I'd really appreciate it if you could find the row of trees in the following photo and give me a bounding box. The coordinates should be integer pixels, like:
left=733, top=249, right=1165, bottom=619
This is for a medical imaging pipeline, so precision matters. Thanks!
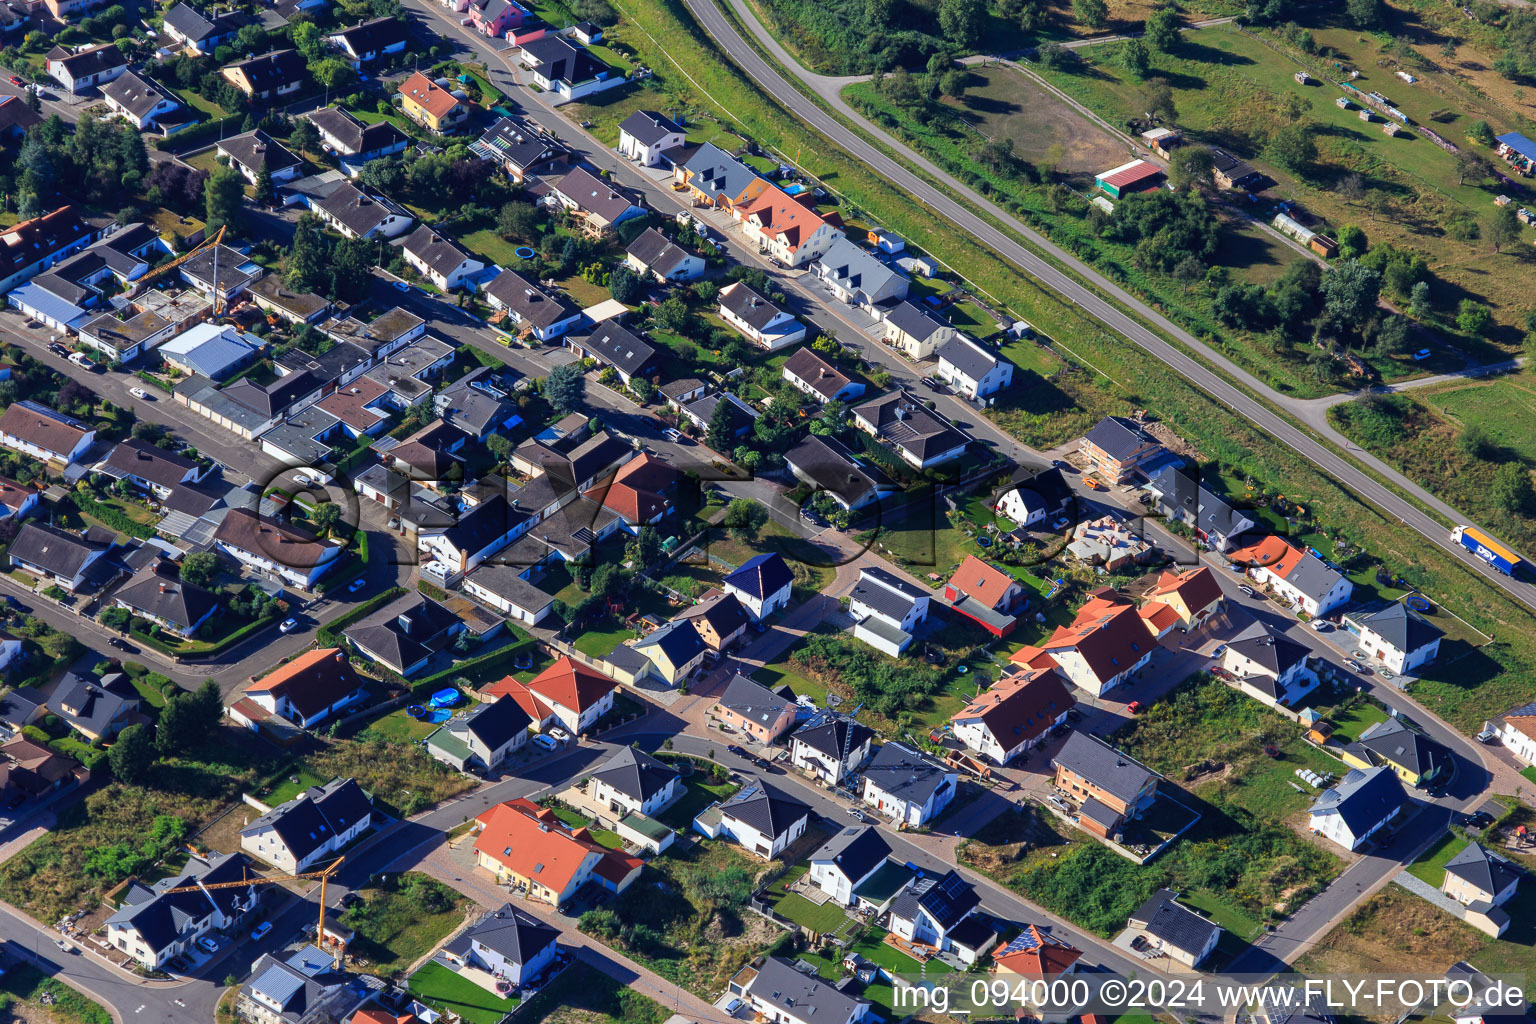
left=108, top=680, right=225, bottom=784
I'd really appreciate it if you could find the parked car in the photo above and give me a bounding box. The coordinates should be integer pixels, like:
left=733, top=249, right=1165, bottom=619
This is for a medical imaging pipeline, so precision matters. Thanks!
left=1127, top=701, right=1145, bottom=714
left=391, top=280, right=410, bottom=292
left=7, top=76, right=21, bottom=86
left=1344, top=658, right=1365, bottom=673
left=663, top=427, right=683, bottom=443
left=849, top=808, right=868, bottom=822
left=547, top=727, right=571, bottom=742
left=67, top=352, right=95, bottom=371
left=1412, top=348, right=1432, bottom=361
left=129, top=386, right=150, bottom=400
left=347, top=577, right=367, bottom=593
left=197, top=936, right=221, bottom=954
left=1050, top=516, right=1071, bottom=530
left=532, top=734, right=559, bottom=751
left=1238, top=585, right=1256, bottom=598
left=108, top=637, right=138, bottom=653
left=726, top=745, right=748, bottom=758
left=4, top=596, right=30, bottom=613
left=1311, top=619, right=1332, bottom=631
left=250, top=922, right=273, bottom=942
left=722, top=997, right=745, bottom=1016
left=278, top=618, right=299, bottom=634
left=47, top=342, right=67, bottom=356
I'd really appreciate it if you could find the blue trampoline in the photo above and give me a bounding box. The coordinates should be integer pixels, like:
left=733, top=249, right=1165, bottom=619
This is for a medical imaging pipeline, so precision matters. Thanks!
left=1405, top=595, right=1433, bottom=612
left=977, top=537, right=992, bottom=548
left=514, top=246, right=536, bottom=259
left=428, top=688, right=463, bottom=709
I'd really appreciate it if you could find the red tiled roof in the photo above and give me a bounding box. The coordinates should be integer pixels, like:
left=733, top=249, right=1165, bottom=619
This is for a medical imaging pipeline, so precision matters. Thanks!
left=738, top=183, right=831, bottom=253
left=1145, top=566, right=1222, bottom=616
left=993, top=923, right=1083, bottom=976
left=1227, top=535, right=1299, bottom=570
left=585, top=453, right=678, bottom=523
left=473, top=798, right=641, bottom=895
left=947, top=555, right=1018, bottom=611
left=481, top=677, right=556, bottom=723
left=1138, top=601, right=1180, bottom=632
left=1011, top=591, right=1148, bottom=689
left=398, top=71, right=460, bottom=120
left=951, top=667, right=1075, bottom=747
left=524, top=656, right=614, bottom=713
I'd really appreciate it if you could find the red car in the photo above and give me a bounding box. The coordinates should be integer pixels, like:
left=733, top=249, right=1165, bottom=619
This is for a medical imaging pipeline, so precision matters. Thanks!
left=7, top=76, right=21, bottom=86
left=1127, top=701, right=1145, bottom=714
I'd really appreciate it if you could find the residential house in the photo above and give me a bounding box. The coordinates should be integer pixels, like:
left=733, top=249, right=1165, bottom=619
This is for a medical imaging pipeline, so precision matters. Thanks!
left=718, top=280, right=806, bottom=350
left=1127, top=890, right=1222, bottom=968
left=861, top=742, right=957, bottom=826
left=789, top=711, right=874, bottom=785
left=101, top=70, right=183, bottom=131
left=660, top=378, right=707, bottom=410
left=314, top=183, right=413, bottom=240
left=566, top=321, right=656, bottom=385
left=425, top=694, right=532, bottom=772
left=0, top=206, right=95, bottom=295
left=221, top=50, right=307, bottom=100
left=849, top=565, right=929, bottom=657
left=1144, top=463, right=1257, bottom=552
left=1342, top=603, right=1443, bottom=675
left=161, top=2, right=250, bottom=54
left=78, top=307, right=179, bottom=362
left=437, top=905, right=560, bottom=992
left=1441, top=842, right=1520, bottom=933
left=465, top=0, right=526, bottom=37
left=417, top=495, right=531, bottom=575
left=784, top=434, right=896, bottom=513
left=0, top=96, right=42, bottom=144
left=936, top=335, right=1013, bottom=399
left=0, top=479, right=38, bottom=522
left=302, top=107, right=410, bottom=169
left=1308, top=766, right=1407, bottom=851
left=461, top=562, right=555, bottom=627
left=517, top=35, right=624, bottom=101
left=401, top=224, right=485, bottom=291
left=313, top=377, right=391, bottom=439
left=324, top=17, right=408, bottom=66
left=625, top=618, right=707, bottom=686
left=707, top=781, right=810, bottom=859
left=0, top=735, right=75, bottom=806
left=483, top=656, right=616, bottom=735
left=678, top=390, right=758, bottom=438
left=714, top=673, right=796, bottom=744
left=888, top=871, right=992, bottom=963
left=214, top=508, right=341, bottom=589
left=1068, top=514, right=1153, bottom=572
left=782, top=347, right=863, bottom=404
left=46, top=671, right=140, bottom=742
left=881, top=300, right=956, bottom=360
left=1221, top=620, right=1318, bottom=710
left=588, top=745, right=681, bottom=818
left=0, top=688, right=47, bottom=737
left=1079, top=416, right=1164, bottom=484
left=1051, top=731, right=1161, bottom=839
left=1138, top=566, right=1224, bottom=633
left=617, top=109, right=684, bottom=166
left=240, top=777, right=373, bottom=873
left=1209, top=147, right=1263, bottom=190
left=434, top=369, right=521, bottom=441
left=992, top=925, right=1083, bottom=984
left=397, top=71, right=468, bottom=133
left=851, top=391, right=969, bottom=469
left=104, top=437, right=208, bottom=498
left=674, top=143, right=763, bottom=210
left=161, top=325, right=260, bottom=383
left=735, top=182, right=843, bottom=268
left=234, top=649, right=369, bottom=731
left=177, top=243, right=262, bottom=305
left=1340, top=717, right=1447, bottom=788
left=46, top=44, right=127, bottom=94
left=945, top=555, right=1025, bottom=637
left=343, top=597, right=464, bottom=677
left=586, top=452, right=679, bottom=528
left=106, top=853, right=261, bottom=969
left=674, top=591, right=749, bottom=655
left=1010, top=590, right=1153, bottom=696
left=810, top=237, right=908, bottom=312
left=723, top=553, right=795, bottom=621
left=548, top=167, right=645, bottom=229
left=219, top=130, right=304, bottom=186
left=0, top=400, right=95, bottom=466
left=624, top=227, right=703, bottom=283
left=739, top=958, right=870, bottom=1024
left=951, top=666, right=1075, bottom=765
left=470, top=115, right=569, bottom=183
left=236, top=946, right=359, bottom=1024
left=484, top=269, right=584, bottom=342
left=1229, top=535, right=1354, bottom=617
left=8, top=521, right=111, bottom=592
left=474, top=798, right=642, bottom=906
left=809, top=826, right=894, bottom=909
left=1488, top=702, right=1536, bottom=766
left=113, top=567, right=218, bottom=639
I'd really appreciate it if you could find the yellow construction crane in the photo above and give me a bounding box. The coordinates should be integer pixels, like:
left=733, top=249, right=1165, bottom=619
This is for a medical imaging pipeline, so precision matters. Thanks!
left=124, top=224, right=228, bottom=314
left=157, top=856, right=347, bottom=948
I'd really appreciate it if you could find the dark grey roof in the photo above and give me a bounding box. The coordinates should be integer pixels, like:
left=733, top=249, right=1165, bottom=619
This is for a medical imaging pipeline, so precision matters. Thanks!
left=1225, top=620, right=1310, bottom=677
left=50, top=672, right=135, bottom=736
left=782, top=347, right=853, bottom=402
left=812, top=826, right=891, bottom=884
left=219, top=130, right=302, bottom=176
left=618, top=109, right=683, bottom=146
left=239, top=777, right=372, bottom=865
left=484, top=269, right=578, bottom=329
left=115, top=571, right=217, bottom=631
left=163, top=2, right=217, bottom=40
left=107, top=853, right=253, bottom=955
left=1309, top=766, right=1406, bottom=837
left=1350, top=718, right=1446, bottom=779
left=588, top=745, right=679, bottom=804
left=0, top=686, right=45, bottom=728
left=1442, top=842, right=1520, bottom=896
left=1356, top=602, right=1443, bottom=654
left=101, top=71, right=178, bottom=121
left=850, top=569, right=921, bottom=624
left=786, top=434, right=894, bottom=507
left=936, top=335, right=1001, bottom=383
left=1051, top=732, right=1158, bottom=804
left=1209, top=147, right=1262, bottom=187
left=883, top=300, right=949, bottom=342
left=47, top=43, right=126, bottom=77
left=470, top=115, right=568, bottom=175
left=1130, top=889, right=1220, bottom=956
left=724, top=553, right=793, bottom=601
left=520, top=35, right=609, bottom=87
left=552, top=166, right=641, bottom=224
left=344, top=596, right=458, bottom=672
left=440, top=495, right=531, bottom=558
left=791, top=713, right=874, bottom=761
left=10, top=522, right=109, bottom=580
left=852, top=391, right=968, bottom=462
left=459, top=904, right=559, bottom=966
left=106, top=438, right=199, bottom=488
left=814, top=237, right=903, bottom=297
left=317, top=183, right=410, bottom=237
left=462, top=694, right=533, bottom=750
left=625, top=228, right=693, bottom=277
left=179, top=244, right=260, bottom=294
left=327, top=16, right=407, bottom=55
left=720, top=781, right=809, bottom=840
left=862, top=742, right=952, bottom=806
left=718, top=674, right=790, bottom=724
left=1083, top=416, right=1158, bottom=462
left=1279, top=550, right=1346, bottom=601
left=633, top=618, right=705, bottom=667
left=574, top=321, right=655, bottom=377
left=225, top=49, right=307, bottom=92
left=889, top=870, right=979, bottom=931
left=243, top=945, right=345, bottom=1023
left=303, top=106, right=408, bottom=156
left=402, top=224, right=478, bottom=276
left=680, top=142, right=760, bottom=203
left=749, top=957, right=868, bottom=1024
left=684, top=391, right=758, bottom=434
left=678, top=591, right=749, bottom=638
left=719, top=281, right=789, bottom=330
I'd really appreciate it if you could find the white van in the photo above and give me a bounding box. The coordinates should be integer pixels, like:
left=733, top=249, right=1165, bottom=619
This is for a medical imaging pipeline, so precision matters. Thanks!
left=67, top=352, right=95, bottom=371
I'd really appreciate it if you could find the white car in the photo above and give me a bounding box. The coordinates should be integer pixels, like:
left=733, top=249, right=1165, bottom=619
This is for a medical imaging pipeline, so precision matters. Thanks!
left=293, top=473, right=314, bottom=487
left=129, top=386, right=149, bottom=400
left=1311, top=619, right=1332, bottom=631
left=722, top=997, right=745, bottom=1016
left=1050, top=516, right=1071, bottom=530
left=663, top=427, right=682, bottom=443
left=278, top=618, right=299, bottom=634
left=197, top=936, right=220, bottom=954
left=547, top=727, right=571, bottom=742
left=532, top=734, right=559, bottom=751
left=1238, top=585, right=1256, bottom=597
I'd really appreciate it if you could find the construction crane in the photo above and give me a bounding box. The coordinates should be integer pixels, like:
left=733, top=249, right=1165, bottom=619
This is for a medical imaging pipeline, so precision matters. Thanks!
left=157, top=855, right=347, bottom=948
left=123, top=224, right=228, bottom=314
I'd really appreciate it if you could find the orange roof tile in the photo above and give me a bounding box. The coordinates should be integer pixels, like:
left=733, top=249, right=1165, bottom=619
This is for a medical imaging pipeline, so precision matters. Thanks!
left=482, top=676, right=556, bottom=723
left=489, top=656, right=614, bottom=714
left=993, top=923, right=1083, bottom=976
left=244, top=648, right=363, bottom=720
left=738, top=183, right=832, bottom=253
left=1010, top=590, right=1149, bottom=688
left=947, top=555, right=1018, bottom=611
left=474, top=798, right=642, bottom=897
left=398, top=71, right=461, bottom=120
left=585, top=453, right=679, bottom=523
left=1227, top=534, right=1299, bottom=570
left=1138, top=601, right=1180, bottom=632
left=1146, top=566, right=1223, bottom=614
left=951, top=667, right=1075, bottom=746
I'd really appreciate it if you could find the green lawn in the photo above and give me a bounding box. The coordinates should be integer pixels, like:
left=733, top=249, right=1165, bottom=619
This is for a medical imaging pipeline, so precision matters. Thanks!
left=408, top=962, right=520, bottom=1024
left=1181, top=888, right=1264, bottom=942
left=457, top=226, right=533, bottom=269
left=1407, top=831, right=1467, bottom=887
left=847, top=928, right=953, bottom=975
left=359, top=707, right=439, bottom=743
left=572, top=625, right=638, bottom=658
left=515, top=960, right=668, bottom=1024
left=758, top=865, right=856, bottom=935
left=653, top=759, right=740, bottom=829
left=254, top=766, right=327, bottom=807
left=1522, top=766, right=1536, bottom=786
left=1327, top=700, right=1390, bottom=744
left=339, top=872, right=468, bottom=975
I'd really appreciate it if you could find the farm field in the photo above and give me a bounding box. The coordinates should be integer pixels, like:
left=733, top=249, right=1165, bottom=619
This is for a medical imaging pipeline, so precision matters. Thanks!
left=944, top=65, right=1131, bottom=173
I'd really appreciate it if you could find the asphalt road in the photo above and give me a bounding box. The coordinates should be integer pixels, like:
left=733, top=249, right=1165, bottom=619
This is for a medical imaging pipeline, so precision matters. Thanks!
left=674, top=0, right=1536, bottom=616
